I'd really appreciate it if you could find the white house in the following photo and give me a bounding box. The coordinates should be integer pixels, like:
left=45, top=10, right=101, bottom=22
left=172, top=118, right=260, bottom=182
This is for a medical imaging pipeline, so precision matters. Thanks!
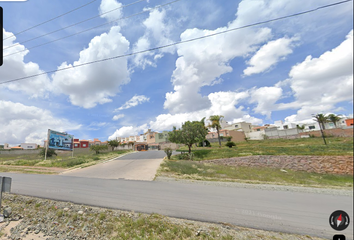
left=20, top=143, right=38, bottom=149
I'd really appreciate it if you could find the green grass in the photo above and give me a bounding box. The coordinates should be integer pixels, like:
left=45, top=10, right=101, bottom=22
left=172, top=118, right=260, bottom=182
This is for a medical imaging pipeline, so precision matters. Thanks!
left=173, top=137, right=353, bottom=161
left=159, top=160, right=353, bottom=188
left=0, top=148, right=132, bottom=169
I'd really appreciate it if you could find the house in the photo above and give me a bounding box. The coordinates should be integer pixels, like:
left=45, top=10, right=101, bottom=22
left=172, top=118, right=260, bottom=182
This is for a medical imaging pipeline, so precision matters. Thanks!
left=145, top=129, right=157, bottom=144
left=20, top=143, right=38, bottom=149
left=345, top=118, right=353, bottom=126
left=155, top=131, right=170, bottom=143
left=93, top=138, right=101, bottom=145
left=73, top=139, right=81, bottom=148
left=223, top=122, right=252, bottom=133
left=11, top=146, right=23, bottom=150
left=80, top=140, right=89, bottom=148
left=3, top=143, right=10, bottom=149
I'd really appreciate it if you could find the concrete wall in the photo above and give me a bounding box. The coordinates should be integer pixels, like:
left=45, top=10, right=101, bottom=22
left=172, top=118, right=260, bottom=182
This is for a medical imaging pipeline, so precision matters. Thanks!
left=159, top=142, right=180, bottom=150
left=204, top=155, right=353, bottom=175
left=246, top=131, right=265, bottom=140
left=299, top=128, right=353, bottom=137
left=0, top=149, right=40, bottom=155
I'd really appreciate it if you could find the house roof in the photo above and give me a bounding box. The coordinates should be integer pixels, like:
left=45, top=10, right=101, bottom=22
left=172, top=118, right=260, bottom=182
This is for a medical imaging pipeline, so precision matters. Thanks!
left=11, top=146, right=23, bottom=149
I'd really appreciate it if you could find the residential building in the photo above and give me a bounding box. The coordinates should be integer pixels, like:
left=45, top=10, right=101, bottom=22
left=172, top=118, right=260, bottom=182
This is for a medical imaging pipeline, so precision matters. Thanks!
left=20, top=143, right=38, bottom=149
left=274, top=120, right=297, bottom=130
left=11, top=146, right=23, bottom=150
left=94, top=138, right=101, bottom=145
left=155, top=131, right=170, bottom=143
left=80, top=140, right=89, bottom=148
left=74, top=139, right=80, bottom=148
left=145, top=129, right=157, bottom=144
left=223, top=122, right=252, bottom=133
left=345, top=118, right=353, bottom=127
left=3, top=143, right=10, bottom=149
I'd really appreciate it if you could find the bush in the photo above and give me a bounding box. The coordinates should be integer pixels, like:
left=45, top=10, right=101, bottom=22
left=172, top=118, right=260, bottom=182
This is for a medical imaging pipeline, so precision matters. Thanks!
left=226, top=137, right=232, bottom=142
left=225, top=141, right=236, bottom=148
left=39, top=148, right=57, bottom=158
left=164, top=148, right=173, bottom=160
left=90, top=145, right=108, bottom=154
left=198, top=140, right=211, bottom=147
left=177, top=153, right=190, bottom=160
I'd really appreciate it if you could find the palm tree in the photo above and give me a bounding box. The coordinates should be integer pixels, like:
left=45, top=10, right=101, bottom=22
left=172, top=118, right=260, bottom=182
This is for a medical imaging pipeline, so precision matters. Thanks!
left=208, top=115, right=224, bottom=147
left=327, top=114, right=341, bottom=128
left=313, top=113, right=327, bottom=130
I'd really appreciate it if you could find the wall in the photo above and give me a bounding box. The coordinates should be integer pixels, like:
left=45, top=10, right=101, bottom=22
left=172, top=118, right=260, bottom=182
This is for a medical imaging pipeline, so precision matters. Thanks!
left=245, top=131, right=264, bottom=140
left=265, top=128, right=301, bottom=138
left=228, top=130, right=246, bottom=142
left=300, top=128, right=353, bottom=137
left=204, top=155, right=353, bottom=175
left=0, top=149, right=40, bottom=155
left=159, top=142, right=180, bottom=150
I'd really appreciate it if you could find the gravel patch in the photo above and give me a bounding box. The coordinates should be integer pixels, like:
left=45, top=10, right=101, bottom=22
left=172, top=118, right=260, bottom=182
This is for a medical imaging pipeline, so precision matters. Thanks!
left=0, top=193, right=325, bottom=240
left=155, top=176, right=353, bottom=196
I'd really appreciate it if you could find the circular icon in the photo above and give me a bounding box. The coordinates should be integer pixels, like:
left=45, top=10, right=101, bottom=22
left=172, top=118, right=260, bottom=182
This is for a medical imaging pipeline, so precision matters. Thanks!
left=329, top=210, right=350, bottom=231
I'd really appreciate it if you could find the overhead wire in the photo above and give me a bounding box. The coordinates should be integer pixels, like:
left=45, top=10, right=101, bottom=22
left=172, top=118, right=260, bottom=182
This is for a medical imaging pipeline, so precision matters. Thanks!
left=3, top=0, right=183, bottom=58
left=0, top=0, right=351, bottom=85
left=3, top=0, right=98, bottom=40
left=3, top=0, right=146, bottom=50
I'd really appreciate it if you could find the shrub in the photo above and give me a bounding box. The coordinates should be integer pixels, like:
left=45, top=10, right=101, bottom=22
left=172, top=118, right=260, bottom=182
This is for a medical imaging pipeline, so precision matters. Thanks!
left=226, top=137, right=232, bottom=142
left=39, top=148, right=57, bottom=158
left=225, top=141, right=236, bottom=148
left=90, top=145, right=108, bottom=154
left=198, top=140, right=211, bottom=147
left=164, top=147, right=173, bottom=160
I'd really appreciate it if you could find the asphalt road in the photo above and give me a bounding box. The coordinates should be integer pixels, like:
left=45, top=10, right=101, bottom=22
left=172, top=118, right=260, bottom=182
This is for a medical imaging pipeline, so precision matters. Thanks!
left=61, top=151, right=171, bottom=181
left=2, top=172, right=353, bottom=239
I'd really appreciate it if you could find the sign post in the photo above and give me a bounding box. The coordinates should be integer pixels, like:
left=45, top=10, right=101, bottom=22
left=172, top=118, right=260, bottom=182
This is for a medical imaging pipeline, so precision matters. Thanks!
left=0, top=176, right=12, bottom=222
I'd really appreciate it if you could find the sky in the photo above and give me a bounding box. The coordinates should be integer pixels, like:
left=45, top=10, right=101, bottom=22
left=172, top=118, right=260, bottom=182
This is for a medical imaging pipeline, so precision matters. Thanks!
left=0, top=0, right=353, bottom=146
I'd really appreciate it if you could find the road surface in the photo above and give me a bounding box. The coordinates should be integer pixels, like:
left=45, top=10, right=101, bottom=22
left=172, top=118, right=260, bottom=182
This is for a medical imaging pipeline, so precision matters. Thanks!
left=62, top=151, right=170, bottom=181
left=2, top=172, right=352, bottom=239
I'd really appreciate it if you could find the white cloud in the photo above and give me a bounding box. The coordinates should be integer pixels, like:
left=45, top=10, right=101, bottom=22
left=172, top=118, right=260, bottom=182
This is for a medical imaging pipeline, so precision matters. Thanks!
left=280, top=30, right=353, bottom=121
left=132, top=8, right=175, bottom=69
left=108, top=124, right=148, bottom=139
left=112, top=114, right=125, bottom=121
left=250, top=86, right=283, bottom=118
left=0, top=101, right=81, bottom=145
left=0, top=28, right=51, bottom=98
left=51, top=26, right=130, bottom=109
left=163, top=9, right=272, bottom=113
left=115, top=95, right=150, bottom=111
left=244, top=36, right=298, bottom=76
left=99, top=0, right=123, bottom=22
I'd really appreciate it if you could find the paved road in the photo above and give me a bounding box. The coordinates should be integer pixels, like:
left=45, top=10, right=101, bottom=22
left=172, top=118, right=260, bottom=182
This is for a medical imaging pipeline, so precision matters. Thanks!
left=62, top=151, right=172, bottom=181
left=2, top=172, right=352, bottom=239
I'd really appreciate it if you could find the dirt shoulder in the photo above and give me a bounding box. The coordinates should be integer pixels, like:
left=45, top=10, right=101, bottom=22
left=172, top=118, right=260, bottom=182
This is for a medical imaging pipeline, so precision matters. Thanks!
left=1, top=194, right=325, bottom=240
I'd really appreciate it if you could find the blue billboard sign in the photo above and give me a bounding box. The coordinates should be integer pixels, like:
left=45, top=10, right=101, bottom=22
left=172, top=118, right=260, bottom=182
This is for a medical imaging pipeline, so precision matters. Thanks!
left=47, top=129, right=73, bottom=151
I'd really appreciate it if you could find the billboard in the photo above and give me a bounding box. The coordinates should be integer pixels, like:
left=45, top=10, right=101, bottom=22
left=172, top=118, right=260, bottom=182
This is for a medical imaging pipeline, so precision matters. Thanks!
left=47, top=129, right=74, bottom=151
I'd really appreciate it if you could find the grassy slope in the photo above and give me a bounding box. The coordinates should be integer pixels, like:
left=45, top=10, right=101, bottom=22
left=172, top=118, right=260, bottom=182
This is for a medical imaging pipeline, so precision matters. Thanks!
left=0, top=148, right=132, bottom=170
left=159, top=137, right=353, bottom=188
left=173, top=137, right=353, bottom=161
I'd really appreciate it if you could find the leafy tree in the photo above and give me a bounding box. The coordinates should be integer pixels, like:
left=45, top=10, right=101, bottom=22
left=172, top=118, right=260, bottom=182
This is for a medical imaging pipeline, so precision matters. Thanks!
left=39, top=148, right=57, bottom=158
left=90, top=145, right=108, bottom=154
left=313, top=113, right=327, bottom=130
left=168, top=121, right=208, bottom=154
left=208, top=115, right=224, bottom=147
left=327, top=114, right=341, bottom=128
left=107, top=140, right=120, bottom=151
left=164, top=147, right=173, bottom=160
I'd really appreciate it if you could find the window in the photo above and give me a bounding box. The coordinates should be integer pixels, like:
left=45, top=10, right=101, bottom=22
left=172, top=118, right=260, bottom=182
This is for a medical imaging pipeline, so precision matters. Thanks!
left=235, top=125, right=238, bottom=128
left=309, top=126, right=315, bottom=130
left=83, top=144, right=86, bottom=147
left=257, top=129, right=260, bottom=131
left=28, top=146, right=33, bottom=148
left=283, top=125, right=288, bottom=129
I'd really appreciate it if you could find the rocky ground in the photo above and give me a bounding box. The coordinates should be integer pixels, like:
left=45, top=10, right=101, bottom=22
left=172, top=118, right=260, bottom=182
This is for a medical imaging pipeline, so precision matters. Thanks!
left=0, top=194, right=326, bottom=240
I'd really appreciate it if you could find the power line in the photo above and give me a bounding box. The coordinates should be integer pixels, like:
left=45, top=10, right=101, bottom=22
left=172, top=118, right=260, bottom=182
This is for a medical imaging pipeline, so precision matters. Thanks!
left=3, top=0, right=98, bottom=41
left=0, top=0, right=351, bottom=85
left=3, top=0, right=183, bottom=58
left=3, top=0, right=146, bottom=51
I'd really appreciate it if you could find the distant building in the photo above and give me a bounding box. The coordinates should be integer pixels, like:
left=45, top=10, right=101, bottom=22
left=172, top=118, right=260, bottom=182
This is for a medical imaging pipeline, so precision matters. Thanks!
left=20, top=143, right=38, bottom=149
left=223, top=122, right=252, bottom=133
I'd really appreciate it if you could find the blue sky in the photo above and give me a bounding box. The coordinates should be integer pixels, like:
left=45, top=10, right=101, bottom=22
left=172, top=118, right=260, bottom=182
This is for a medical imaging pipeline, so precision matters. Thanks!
left=0, top=0, right=353, bottom=145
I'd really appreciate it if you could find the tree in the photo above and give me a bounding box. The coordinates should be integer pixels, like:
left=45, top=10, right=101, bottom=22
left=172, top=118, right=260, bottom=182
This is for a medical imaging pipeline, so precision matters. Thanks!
left=107, top=140, right=120, bottom=151
left=313, top=114, right=327, bottom=145
left=327, top=114, right=341, bottom=128
left=296, top=125, right=305, bottom=130
left=168, top=121, right=208, bottom=154
left=164, top=147, right=173, bottom=160
left=313, top=113, right=327, bottom=130
left=208, top=115, right=224, bottom=147
left=90, top=145, right=108, bottom=154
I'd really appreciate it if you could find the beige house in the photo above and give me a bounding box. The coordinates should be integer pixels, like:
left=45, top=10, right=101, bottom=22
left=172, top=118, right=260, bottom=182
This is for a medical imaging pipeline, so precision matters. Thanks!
left=223, top=122, right=252, bottom=133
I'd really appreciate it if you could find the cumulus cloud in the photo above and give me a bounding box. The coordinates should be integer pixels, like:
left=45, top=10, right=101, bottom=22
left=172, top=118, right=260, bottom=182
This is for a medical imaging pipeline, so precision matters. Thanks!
left=112, top=114, right=125, bottom=121
left=250, top=86, right=283, bottom=118
left=108, top=124, right=148, bottom=139
left=244, top=36, right=298, bottom=76
left=0, top=28, right=51, bottom=98
left=0, top=101, right=81, bottom=145
left=280, top=30, right=353, bottom=121
left=132, top=8, right=175, bottom=69
left=51, top=26, right=130, bottom=108
left=99, top=0, right=123, bottom=22
left=115, top=95, right=150, bottom=111
left=163, top=6, right=272, bottom=113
